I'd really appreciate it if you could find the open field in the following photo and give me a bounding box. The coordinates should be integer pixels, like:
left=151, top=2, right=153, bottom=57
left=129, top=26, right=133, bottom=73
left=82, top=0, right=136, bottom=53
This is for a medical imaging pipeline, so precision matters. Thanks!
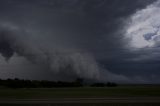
left=0, top=86, right=160, bottom=98
left=1, top=102, right=160, bottom=106
left=0, top=86, right=160, bottom=105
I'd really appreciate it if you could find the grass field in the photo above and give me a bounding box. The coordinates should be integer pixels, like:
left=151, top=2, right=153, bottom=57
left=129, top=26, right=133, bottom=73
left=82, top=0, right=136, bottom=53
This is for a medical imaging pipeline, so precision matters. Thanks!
left=0, top=86, right=160, bottom=99
left=1, top=103, right=160, bottom=106
left=0, top=86, right=160, bottom=105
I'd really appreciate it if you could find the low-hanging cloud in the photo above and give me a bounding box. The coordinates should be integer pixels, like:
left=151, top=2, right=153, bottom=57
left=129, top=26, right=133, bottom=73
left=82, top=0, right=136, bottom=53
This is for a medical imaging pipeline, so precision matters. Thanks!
left=0, top=23, right=137, bottom=83
left=0, top=24, right=101, bottom=80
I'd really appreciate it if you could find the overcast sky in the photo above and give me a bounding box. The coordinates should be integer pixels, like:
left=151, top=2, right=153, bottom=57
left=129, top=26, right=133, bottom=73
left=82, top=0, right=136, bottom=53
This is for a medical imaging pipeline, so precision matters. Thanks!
left=0, top=0, right=159, bottom=83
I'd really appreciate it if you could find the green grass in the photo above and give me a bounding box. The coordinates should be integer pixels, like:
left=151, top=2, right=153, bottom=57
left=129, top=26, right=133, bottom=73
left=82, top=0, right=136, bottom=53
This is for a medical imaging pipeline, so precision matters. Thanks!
left=1, top=103, right=160, bottom=106
left=0, top=86, right=160, bottom=99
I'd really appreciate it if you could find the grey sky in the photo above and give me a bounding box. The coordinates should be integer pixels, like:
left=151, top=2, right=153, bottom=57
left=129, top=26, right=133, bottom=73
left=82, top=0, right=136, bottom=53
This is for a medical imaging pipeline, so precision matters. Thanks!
left=0, top=0, right=159, bottom=83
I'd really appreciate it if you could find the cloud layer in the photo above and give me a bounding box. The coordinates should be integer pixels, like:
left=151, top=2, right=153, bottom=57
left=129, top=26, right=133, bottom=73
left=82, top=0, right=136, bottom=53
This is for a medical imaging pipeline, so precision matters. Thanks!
left=0, top=0, right=157, bottom=83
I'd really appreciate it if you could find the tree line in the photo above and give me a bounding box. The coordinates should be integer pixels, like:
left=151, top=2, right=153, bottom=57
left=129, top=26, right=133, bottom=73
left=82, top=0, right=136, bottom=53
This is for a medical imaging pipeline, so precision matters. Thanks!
left=0, top=78, right=117, bottom=88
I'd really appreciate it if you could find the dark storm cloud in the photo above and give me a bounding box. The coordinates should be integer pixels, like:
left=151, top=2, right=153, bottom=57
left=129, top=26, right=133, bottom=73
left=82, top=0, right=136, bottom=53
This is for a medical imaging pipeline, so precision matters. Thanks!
left=0, top=0, right=155, bottom=51
left=0, top=0, right=157, bottom=83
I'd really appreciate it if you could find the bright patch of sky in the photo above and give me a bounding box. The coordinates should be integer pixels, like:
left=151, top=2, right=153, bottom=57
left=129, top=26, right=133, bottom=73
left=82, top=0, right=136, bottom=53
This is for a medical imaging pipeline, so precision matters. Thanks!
left=125, top=0, right=160, bottom=49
